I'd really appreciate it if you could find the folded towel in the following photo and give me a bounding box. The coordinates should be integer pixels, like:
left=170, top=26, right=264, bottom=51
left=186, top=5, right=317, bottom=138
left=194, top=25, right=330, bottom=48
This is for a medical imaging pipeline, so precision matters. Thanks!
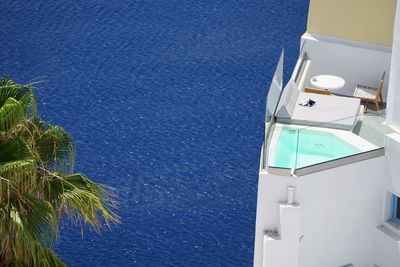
left=299, top=98, right=316, bottom=107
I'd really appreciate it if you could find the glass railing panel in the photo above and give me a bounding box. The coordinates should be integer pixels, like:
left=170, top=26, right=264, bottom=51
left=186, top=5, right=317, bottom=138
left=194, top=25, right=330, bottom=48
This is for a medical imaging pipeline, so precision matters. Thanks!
left=266, top=125, right=299, bottom=170
left=293, top=41, right=308, bottom=84
left=294, top=112, right=386, bottom=170
left=263, top=50, right=284, bottom=169
left=265, top=50, right=284, bottom=125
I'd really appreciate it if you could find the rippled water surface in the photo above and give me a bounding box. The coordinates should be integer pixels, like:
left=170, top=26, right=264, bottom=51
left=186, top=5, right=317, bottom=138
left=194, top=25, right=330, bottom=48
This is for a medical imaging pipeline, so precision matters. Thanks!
left=0, top=1, right=308, bottom=266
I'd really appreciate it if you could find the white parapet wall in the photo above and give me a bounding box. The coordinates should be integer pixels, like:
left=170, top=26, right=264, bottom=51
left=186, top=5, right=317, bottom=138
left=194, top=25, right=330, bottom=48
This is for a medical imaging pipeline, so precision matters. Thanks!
left=253, top=172, right=298, bottom=267
left=263, top=203, right=301, bottom=267
left=386, top=133, right=400, bottom=196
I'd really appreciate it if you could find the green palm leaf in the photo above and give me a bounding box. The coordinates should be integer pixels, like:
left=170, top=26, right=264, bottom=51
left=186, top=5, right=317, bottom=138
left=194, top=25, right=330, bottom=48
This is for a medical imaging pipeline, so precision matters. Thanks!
left=0, top=98, right=25, bottom=133
left=0, top=78, right=30, bottom=107
left=44, top=173, right=119, bottom=231
left=19, top=90, right=37, bottom=118
left=34, top=123, right=75, bottom=173
left=0, top=78, right=37, bottom=120
left=0, top=136, right=33, bottom=163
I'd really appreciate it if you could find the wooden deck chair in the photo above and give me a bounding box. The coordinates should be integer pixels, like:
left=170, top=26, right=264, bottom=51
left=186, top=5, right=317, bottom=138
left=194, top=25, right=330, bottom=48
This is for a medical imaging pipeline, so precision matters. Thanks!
left=353, top=71, right=385, bottom=111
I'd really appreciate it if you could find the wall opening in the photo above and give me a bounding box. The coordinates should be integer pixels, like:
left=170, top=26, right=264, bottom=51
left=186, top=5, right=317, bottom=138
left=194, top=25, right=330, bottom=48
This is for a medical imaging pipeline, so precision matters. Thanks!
left=390, top=193, right=400, bottom=225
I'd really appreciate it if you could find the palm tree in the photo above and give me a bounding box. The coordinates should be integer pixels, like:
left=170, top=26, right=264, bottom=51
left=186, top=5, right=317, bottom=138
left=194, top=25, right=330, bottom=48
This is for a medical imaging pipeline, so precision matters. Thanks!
left=0, top=77, right=119, bottom=266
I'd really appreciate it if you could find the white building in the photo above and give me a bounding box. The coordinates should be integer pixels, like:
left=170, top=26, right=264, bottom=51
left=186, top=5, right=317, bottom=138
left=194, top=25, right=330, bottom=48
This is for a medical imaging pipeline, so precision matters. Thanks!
left=253, top=1, right=400, bottom=266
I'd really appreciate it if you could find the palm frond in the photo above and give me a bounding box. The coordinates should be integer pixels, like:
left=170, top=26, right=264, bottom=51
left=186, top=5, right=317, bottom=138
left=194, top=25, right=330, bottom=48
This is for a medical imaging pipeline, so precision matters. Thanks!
left=34, top=123, right=76, bottom=173
left=0, top=136, right=38, bottom=212
left=45, top=173, right=119, bottom=231
left=0, top=195, right=61, bottom=266
left=0, top=159, right=36, bottom=194
left=0, top=98, right=25, bottom=133
left=7, top=239, right=65, bottom=267
left=19, top=194, right=59, bottom=244
left=0, top=78, right=31, bottom=110
left=19, top=90, right=37, bottom=118
left=0, top=136, right=34, bottom=163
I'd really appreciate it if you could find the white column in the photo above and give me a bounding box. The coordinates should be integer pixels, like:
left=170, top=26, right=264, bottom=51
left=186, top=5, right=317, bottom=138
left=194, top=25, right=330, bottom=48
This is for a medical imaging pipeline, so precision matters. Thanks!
left=387, top=0, right=400, bottom=129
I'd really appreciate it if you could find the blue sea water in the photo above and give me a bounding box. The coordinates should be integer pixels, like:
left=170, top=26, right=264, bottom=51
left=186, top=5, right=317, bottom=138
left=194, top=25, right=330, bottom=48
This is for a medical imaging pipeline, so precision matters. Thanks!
left=0, top=1, right=308, bottom=266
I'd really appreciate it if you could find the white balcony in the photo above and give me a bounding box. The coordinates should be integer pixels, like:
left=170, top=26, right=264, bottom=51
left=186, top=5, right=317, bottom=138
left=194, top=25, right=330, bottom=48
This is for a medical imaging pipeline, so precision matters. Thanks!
left=261, top=33, right=392, bottom=176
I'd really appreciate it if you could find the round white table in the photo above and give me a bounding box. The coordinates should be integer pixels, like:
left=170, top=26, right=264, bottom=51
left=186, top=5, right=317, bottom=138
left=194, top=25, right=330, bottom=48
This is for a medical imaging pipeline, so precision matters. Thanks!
left=310, top=75, right=345, bottom=92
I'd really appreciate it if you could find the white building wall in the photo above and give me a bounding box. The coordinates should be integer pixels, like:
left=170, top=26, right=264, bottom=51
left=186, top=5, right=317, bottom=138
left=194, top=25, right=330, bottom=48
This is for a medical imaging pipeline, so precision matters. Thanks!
left=254, top=156, right=389, bottom=267
left=376, top=2, right=400, bottom=264
left=387, top=0, right=400, bottom=129
left=254, top=2, right=400, bottom=265
left=297, top=156, right=387, bottom=267
left=374, top=226, right=400, bottom=267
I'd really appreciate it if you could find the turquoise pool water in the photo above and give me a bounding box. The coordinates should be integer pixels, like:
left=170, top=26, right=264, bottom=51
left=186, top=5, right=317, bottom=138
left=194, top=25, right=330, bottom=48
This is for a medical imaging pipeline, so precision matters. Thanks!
left=272, top=127, right=361, bottom=169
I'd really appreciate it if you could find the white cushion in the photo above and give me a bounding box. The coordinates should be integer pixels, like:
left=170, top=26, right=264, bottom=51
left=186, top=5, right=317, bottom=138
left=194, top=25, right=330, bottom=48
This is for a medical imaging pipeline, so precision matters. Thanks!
left=277, top=92, right=361, bottom=130
left=276, top=80, right=300, bottom=118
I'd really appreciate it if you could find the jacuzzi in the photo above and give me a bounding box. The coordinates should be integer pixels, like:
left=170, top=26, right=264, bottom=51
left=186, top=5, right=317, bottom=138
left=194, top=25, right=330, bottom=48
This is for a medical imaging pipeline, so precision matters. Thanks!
left=268, top=124, right=378, bottom=169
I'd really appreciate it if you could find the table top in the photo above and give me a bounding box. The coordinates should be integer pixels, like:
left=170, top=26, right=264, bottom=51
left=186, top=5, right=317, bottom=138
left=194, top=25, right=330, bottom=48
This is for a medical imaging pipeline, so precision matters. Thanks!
left=310, top=75, right=345, bottom=90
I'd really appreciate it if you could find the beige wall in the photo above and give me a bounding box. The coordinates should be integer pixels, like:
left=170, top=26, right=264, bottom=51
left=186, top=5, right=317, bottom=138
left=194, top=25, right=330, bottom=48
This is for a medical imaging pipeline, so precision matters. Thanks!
left=307, top=0, right=397, bottom=47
